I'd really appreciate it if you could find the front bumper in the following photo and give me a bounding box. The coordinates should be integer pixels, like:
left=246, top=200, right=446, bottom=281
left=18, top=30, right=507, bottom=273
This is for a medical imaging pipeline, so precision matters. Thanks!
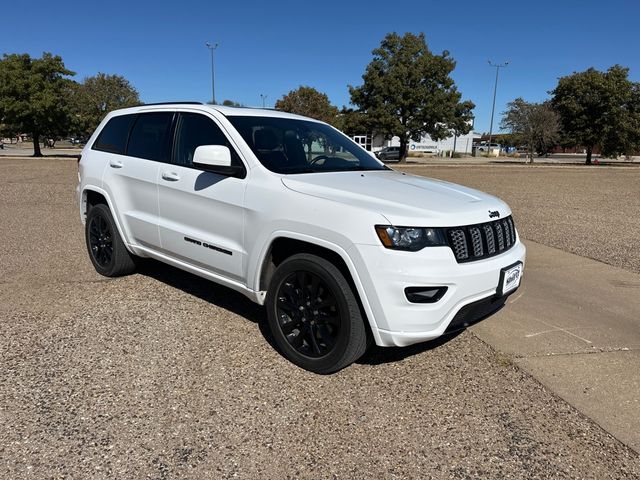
left=349, top=240, right=526, bottom=347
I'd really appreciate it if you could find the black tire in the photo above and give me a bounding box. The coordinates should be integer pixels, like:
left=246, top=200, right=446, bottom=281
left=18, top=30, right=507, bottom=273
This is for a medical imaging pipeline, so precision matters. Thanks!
left=85, top=203, right=136, bottom=277
left=265, top=253, right=368, bottom=374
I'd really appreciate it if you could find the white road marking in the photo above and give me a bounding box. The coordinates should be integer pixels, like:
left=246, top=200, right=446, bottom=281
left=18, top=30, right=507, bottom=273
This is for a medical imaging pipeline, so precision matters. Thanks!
left=526, top=320, right=593, bottom=344
left=526, top=328, right=562, bottom=338
left=509, top=292, right=525, bottom=304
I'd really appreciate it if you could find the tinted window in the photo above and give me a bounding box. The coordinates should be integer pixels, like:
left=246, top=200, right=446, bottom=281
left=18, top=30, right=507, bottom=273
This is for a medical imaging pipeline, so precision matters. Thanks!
left=173, top=113, right=242, bottom=168
left=93, top=114, right=136, bottom=154
left=227, top=116, right=385, bottom=174
left=126, top=112, right=173, bottom=162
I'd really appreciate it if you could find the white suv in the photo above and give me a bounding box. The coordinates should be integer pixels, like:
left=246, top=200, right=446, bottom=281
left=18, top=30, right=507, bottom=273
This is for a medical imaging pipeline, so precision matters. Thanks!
left=78, top=103, right=525, bottom=373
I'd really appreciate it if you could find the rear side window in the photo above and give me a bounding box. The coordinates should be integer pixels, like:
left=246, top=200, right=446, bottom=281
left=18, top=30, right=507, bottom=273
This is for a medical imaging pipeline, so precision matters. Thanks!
left=172, top=113, right=243, bottom=168
left=93, top=114, right=136, bottom=154
left=126, top=112, right=173, bottom=162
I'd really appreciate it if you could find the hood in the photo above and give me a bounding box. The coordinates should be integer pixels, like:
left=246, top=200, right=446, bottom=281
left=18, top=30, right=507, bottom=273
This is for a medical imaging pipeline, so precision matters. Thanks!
left=281, top=170, right=510, bottom=226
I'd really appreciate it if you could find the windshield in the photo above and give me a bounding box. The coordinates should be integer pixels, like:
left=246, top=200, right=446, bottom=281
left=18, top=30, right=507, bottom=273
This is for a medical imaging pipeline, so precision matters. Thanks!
left=227, top=116, right=387, bottom=174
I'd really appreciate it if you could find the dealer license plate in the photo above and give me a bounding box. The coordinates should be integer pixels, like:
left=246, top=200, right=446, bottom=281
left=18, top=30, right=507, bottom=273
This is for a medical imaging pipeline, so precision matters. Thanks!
left=498, top=262, right=523, bottom=296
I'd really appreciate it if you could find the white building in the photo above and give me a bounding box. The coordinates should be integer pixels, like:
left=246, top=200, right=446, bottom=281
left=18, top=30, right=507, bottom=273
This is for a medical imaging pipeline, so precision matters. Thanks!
left=351, top=121, right=481, bottom=156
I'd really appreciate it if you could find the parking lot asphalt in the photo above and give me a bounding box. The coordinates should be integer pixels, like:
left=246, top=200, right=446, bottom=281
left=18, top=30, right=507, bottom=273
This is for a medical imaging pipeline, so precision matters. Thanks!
left=1, top=157, right=640, bottom=479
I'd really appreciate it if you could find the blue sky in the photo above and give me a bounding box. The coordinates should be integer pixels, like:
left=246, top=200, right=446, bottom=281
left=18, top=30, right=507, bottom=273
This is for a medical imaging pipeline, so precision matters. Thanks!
left=2, top=0, right=638, bottom=133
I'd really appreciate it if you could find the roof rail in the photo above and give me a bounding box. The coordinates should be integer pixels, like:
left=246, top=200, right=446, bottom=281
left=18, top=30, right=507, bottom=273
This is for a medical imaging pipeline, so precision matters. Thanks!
left=138, top=101, right=204, bottom=106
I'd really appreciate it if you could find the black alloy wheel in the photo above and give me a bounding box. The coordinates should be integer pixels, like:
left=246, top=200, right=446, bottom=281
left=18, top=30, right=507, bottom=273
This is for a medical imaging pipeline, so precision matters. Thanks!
left=265, top=253, right=368, bottom=374
left=88, top=214, right=113, bottom=267
left=275, top=270, right=342, bottom=358
left=84, top=203, right=136, bottom=277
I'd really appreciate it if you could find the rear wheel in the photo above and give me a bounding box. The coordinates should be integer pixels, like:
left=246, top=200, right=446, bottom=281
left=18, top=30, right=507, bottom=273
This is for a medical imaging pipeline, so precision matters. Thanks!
left=265, top=253, right=368, bottom=374
left=85, top=203, right=136, bottom=277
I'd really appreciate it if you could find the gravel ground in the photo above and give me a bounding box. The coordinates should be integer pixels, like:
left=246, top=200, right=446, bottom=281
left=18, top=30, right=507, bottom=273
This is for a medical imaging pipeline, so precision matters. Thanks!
left=1, top=157, right=640, bottom=479
left=397, top=163, right=640, bottom=274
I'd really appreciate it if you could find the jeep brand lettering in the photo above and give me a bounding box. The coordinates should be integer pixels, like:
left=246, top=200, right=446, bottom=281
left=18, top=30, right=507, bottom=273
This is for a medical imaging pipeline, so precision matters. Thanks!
left=79, top=103, right=525, bottom=373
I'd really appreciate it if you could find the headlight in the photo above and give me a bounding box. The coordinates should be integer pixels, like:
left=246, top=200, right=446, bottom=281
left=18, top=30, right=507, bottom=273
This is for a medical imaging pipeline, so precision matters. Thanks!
left=375, top=225, right=447, bottom=251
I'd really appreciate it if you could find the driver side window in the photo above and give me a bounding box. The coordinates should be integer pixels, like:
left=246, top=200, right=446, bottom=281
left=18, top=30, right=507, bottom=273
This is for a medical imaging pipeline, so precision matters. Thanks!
left=173, top=113, right=242, bottom=168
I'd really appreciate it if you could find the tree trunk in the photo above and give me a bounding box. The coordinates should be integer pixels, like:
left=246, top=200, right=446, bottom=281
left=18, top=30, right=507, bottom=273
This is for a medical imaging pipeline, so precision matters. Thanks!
left=399, top=137, right=408, bottom=163
left=33, top=132, right=42, bottom=157
left=585, top=146, right=592, bottom=165
left=528, top=142, right=534, bottom=164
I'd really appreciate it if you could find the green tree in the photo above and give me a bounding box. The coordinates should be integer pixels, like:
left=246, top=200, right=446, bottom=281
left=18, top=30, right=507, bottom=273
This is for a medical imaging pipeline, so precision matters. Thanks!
left=0, top=52, right=75, bottom=156
left=551, top=65, right=640, bottom=164
left=628, top=83, right=640, bottom=156
left=72, top=73, right=140, bottom=137
left=501, top=98, right=560, bottom=163
left=275, top=86, right=339, bottom=124
left=601, top=71, right=640, bottom=158
left=334, top=107, right=372, bottom=136
left=221, top=99, right=243, bottom=107
left=349, top=32, right=474, bottom=162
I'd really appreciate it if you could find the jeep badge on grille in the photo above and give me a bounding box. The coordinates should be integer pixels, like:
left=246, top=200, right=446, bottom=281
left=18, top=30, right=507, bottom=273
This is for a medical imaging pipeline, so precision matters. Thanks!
left=488, top=210, right=500, bottom=218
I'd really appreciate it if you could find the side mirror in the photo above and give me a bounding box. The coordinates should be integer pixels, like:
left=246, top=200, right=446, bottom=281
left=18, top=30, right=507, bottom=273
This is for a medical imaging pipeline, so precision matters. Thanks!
left=193, top=145, right=244, bottom=177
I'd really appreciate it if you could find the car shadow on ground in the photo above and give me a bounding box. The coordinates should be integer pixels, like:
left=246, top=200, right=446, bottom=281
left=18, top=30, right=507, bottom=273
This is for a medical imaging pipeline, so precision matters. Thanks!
left=136, top=259, right=465, bottom=368
left=136, top=259, right=266, bottom=325
left=357, top=331, right=463, bottom=366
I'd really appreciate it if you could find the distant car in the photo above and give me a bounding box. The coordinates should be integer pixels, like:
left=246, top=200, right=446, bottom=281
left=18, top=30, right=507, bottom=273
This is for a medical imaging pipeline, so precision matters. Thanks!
left=475, top=143, right=501, bottom=153
left=376, top=146, right=401, bottom=161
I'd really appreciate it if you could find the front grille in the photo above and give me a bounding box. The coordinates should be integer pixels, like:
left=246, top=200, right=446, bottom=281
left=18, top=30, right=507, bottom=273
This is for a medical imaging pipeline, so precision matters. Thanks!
left=446, top=216, right=517, bottom=263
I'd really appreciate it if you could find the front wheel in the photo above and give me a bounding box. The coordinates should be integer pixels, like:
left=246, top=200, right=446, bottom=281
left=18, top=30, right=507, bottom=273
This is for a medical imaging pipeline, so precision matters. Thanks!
left=265, top=253, right=368, bottom=374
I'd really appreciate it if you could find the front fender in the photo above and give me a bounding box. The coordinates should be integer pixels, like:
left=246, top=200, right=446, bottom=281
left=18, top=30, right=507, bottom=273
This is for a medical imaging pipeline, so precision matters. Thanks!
left=80, top=185, right=136, bottom=255
left=248, top=230, right=384, bottom=346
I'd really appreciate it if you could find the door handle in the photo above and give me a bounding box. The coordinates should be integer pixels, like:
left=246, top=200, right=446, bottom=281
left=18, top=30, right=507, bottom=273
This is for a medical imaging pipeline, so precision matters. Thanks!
left=109, top=160, right=123, bottom=169
left=161, top=171, right=180, bottom=182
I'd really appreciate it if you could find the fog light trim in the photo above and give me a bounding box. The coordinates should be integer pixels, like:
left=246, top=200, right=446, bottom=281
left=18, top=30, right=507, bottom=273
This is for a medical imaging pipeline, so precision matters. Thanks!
left=404, top=286, right=448, bottom=304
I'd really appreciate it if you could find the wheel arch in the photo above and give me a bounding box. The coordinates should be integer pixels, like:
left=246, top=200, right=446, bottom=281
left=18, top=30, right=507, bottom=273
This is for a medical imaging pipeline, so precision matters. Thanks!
left=81, top=185, right=135, bottom=254
left=255, top=233, right=382, bottom=345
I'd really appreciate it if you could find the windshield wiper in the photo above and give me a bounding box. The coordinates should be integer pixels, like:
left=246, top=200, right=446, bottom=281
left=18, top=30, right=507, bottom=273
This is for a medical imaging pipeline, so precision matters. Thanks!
left=279, top=167, right=317, bottom=174
left=343, top=165, right=386, bottom=172
left=279, top=165, right=386, bottom=175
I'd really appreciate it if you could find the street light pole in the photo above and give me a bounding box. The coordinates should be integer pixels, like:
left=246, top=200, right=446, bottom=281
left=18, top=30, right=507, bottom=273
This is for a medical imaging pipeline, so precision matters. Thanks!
left=260, top=94, right=268, bottom=108
left=487, top=60, right=508, bottom=155
left=205, top=42, right=219, bottom=104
